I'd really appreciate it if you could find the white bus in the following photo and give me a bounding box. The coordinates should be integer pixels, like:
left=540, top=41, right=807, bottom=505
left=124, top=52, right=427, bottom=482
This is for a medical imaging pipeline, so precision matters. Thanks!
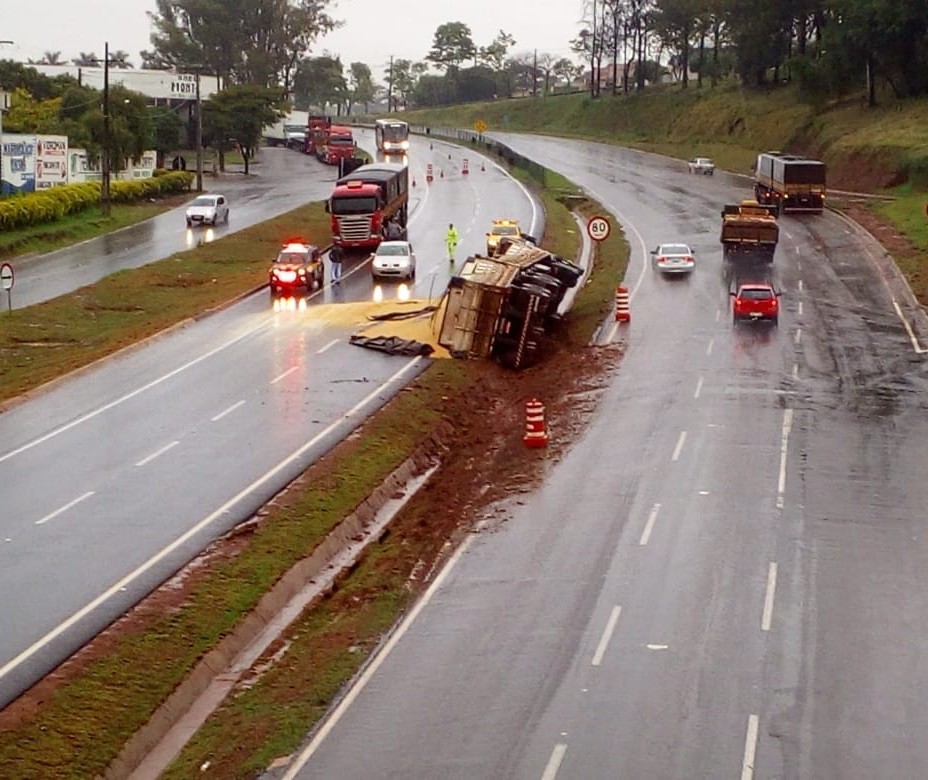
left=374, top=119, right=410, bottom=153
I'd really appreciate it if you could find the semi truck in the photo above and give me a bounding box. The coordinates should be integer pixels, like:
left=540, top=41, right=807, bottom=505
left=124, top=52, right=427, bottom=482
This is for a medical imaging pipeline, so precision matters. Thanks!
left=437, top=239, right=583, bottom=370
left=720, top=200, right=779, bottom=262
left=317, top=125, right=356, bottom=165
left=754, top=151, right=826, bottom=213
left=327, top=162, right=409, bottom=249
left=304, top=115, right=332, bottom=156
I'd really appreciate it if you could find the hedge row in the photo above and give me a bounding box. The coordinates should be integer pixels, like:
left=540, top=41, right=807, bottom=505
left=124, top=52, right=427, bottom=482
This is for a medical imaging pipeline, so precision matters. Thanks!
left=0, top=171, right=194, bottom=231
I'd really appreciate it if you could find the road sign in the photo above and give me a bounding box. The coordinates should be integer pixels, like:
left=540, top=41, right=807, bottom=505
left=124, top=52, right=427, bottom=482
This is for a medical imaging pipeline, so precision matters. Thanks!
left=0, top=263, right=13, bottom=290
left=587, top=216, right=611, bottom=242
left=474, top=119, right=487, bottom=134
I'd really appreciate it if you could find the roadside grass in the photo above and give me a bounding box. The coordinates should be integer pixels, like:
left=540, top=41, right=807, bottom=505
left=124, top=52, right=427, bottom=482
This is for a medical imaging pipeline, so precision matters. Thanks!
left=0, top=152, right=623, bottom=776
left=0, top=204, right=329, bottom=405
left=873, top=185, right=928, bottom=297
left=0, top=201, right=185, bottom=261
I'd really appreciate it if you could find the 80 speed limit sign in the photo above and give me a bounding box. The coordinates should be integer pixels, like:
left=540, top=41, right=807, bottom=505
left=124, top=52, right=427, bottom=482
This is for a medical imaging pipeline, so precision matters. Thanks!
left=587, top=215, right=611, bottom=242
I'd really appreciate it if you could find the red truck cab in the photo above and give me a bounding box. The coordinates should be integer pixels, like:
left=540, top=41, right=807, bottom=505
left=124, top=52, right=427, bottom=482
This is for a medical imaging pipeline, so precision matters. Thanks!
left=319, top=125, right=355, bottom=165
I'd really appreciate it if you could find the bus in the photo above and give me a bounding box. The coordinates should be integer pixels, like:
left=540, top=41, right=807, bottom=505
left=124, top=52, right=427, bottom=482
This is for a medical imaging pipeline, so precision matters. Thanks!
left=375, top=119, right=410, bottom=154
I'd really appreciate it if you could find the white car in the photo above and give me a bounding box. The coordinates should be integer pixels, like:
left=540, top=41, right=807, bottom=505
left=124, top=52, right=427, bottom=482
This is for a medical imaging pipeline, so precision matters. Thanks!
left=185, top=194, right=229, bottom=227
left=651, top=243, right=696, bottom=274
left=687, top=157, right=715, bottom=175
left=371, top=240, right=416, bottom=280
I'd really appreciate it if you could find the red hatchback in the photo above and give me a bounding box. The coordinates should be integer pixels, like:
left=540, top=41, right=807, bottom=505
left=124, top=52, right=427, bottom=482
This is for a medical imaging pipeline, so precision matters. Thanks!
left=731, top=283, right=780, bottom=324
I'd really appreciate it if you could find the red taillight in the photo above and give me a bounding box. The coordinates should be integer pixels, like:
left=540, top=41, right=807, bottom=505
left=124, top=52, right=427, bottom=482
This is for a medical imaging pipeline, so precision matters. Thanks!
left=657, top=257, right=666, bottom=263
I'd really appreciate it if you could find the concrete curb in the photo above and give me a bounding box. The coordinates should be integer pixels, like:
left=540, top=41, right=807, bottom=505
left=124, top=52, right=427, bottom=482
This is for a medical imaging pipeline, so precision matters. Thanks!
left=103, top=425, right=451, bottom=779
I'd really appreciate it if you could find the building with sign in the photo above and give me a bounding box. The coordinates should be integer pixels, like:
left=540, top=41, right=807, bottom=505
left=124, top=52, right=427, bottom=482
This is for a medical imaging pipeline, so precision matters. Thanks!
left=28, top=65, right=220, bottom=102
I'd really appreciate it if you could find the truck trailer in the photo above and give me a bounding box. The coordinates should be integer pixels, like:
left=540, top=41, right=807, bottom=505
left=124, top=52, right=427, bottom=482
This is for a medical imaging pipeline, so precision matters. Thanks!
left=327, top=162, right=409, bottom=249
left=754, top=151, right=826, bottom=214
left=720, top=200, right=779, bottom=262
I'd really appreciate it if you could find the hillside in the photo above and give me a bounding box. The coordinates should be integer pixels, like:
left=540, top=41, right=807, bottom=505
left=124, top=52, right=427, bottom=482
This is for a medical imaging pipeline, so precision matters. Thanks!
left=402, top=82, right=928, bottom=193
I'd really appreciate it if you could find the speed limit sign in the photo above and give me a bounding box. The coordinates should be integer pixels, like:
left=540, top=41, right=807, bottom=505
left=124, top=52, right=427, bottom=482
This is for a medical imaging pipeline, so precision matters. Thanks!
left=587, top=215, right=611, bottom=242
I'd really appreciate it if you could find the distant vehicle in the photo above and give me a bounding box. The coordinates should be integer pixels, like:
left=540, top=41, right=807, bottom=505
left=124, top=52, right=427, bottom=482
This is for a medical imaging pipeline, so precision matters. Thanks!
left=371, top=240, right=416, bottom=280
left=731, top=282, right=780, bottom=324
left=486, top=219, right=533, bottom=256
left=264, top=111, right=310, bottom=148
left=185, top=194, right=229, bottom=227
left=754, top=151, right=826, bottom=213
left=375, top=119, right=410, bottom=153
left=269, top=239, right=324, bottom=298
left=688, top=157, right=715, bottom=175
left=650, top=242, right=696, bottom=274
left=305, top=115, right=332, bottom=156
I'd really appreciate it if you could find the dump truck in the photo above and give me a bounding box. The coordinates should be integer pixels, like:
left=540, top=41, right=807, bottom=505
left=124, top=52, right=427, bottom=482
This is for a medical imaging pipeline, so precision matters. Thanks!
left=327, top=162, right=409, bottom=249
left=437, top=239, right=583, bottom=370
left=720, top=200, right=780, bottom=262
left=754, top=151, right=826, bottom=213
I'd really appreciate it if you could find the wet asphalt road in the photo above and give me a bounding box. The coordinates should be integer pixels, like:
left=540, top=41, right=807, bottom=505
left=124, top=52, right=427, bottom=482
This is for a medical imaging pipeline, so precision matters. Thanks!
left=0, top=131, right=542, bottom=706
left=282, top=135, right=928, bottom=780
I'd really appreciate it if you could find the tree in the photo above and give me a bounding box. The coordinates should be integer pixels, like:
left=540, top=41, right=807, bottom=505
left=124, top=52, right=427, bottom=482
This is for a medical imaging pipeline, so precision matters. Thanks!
left=202, top=84, right=287, bottom=173
left=552, top=57, right=581, bottom=93
left=653, top=0, right=698, bottom=87
left=478, top=30, right=516, bottom=72
left=148, top=105, right=185, bottom=167
left=292, top=55, right=347, bottom=112
left=384, top=58, right=418, bottom=110
left=147, top=0, right=337, bottom=89
left=72, top=52, right=100, bottom=67
left=347, top=62, right=376, bottom=114
left=426, top=22, right=477, bottom=72
left=1, top=88, right=63, bottom=134
left=109, top=50, right=135, bottom=69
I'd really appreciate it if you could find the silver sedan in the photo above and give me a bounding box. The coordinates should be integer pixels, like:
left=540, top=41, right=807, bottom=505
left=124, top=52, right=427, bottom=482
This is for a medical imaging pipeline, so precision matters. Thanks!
left=651, top=243, right=696, bottom=274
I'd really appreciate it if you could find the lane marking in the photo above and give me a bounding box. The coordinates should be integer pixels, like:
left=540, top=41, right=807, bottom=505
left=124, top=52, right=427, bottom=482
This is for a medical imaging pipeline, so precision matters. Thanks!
left=212, top=400, right=245, bottom=422
left=316, top=338, right=339, bottom=354
left=797, top=300, right=803, bottom=317
left=761, top=562, right=778, bottom=631
left=742, top=714, right=760, bottom=780
left=784, top=230, right=794, bottom=240
left=591, top=605, right=622, bottom=667
left=135, top=440, right=179, bottom=467
left=798, top=279, right=804, bottom=293
left=647, top=643, right=669, bottom=650
left=706, top=338, right=715, bottom=356
left=694, top=376, right=704, bottom=399
left=35, top=491, right=95, bottom=526
left=0, top=325, right=268, bottom=465
left=2, top=357, right=425, bottom=689
left=541, top=743, right=568, bottom=780
left=794, top=328, right=802, bottom=345
left=792, top=363, right=799, bottom=380
left=639, top=504, right=661, bottom=546
left=893, top=301, right=928, bottom=354
left=282, top=533, right=474, bottom=779
left=270, top=365, right=299, bottom=384
left=715, top=308, right=721, bottom=323
left=672, top=431, right=687, bottom=462
left=776, top=409, right=794, bottom=509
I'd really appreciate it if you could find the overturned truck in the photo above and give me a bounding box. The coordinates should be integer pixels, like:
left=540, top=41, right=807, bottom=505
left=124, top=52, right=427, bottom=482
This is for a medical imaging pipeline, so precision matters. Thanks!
left=438, top=239, right=583, bottom=370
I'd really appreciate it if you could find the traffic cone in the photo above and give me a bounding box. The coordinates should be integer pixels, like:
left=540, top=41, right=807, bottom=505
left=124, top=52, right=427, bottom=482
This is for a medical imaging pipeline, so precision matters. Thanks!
left=481, top=162, right=485, bottom=172
left=440, top=169, right=444, bottom=178
left=412, top=177, right=416, bottom=187
left=523, top=399, right=549, bottom=448
left=615, top=286, right=630, bottom=322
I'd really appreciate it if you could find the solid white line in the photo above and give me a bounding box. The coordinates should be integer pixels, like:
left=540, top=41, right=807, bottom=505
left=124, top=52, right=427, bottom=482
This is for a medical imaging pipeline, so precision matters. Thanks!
left=316, top=338, right=339, bottom=354
left=282, top=532, right=474, bottom=779
left=639, top=504, right=661, bottom=546
left=134, top=440, right=179, bottom=467
left=270, top=365, right=299, bottom=384
left=672, top=431, right=687, bottom=461
left=0, top=325, right=268, bottom=465
left=893, top=301, right=928, bottom=354
left=761, top=562, right=778, bottom=631
left=794, top=328, right=802, bottom=345
left=35, top=491, right=95, bottom=526
left=706, top=338, right=714, bottom=356
left=1, top=356, right=424, bottom=687
left=694, top=377, right=704, bottom=399
left=776, top=408, right=794, bottom=509
left=591, top=606, right=622, bottom=667
left=742, top=714, right=760, bottom=780
left=211, top=400, right=245, bottom=422
left=541, top=743, right=568, bottom=780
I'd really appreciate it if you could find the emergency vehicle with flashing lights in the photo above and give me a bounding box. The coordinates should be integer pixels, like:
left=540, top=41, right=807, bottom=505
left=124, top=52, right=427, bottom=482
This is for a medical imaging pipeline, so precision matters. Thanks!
left=269, top=239, right=324, bottom=298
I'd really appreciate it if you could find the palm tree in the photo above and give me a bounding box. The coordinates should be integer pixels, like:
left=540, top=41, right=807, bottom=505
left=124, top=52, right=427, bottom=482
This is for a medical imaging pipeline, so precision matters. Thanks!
left=42, top=51, right=64, bottom=65
left=72, top=52, right=99, bottom=67
left=110, top=50, right=134, bottom=69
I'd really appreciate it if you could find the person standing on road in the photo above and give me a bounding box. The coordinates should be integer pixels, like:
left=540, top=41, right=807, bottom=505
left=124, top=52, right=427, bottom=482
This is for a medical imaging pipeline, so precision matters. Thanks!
left=329, top=245, right=343, bottom=282
left=445, top=223, right=459, bottom=263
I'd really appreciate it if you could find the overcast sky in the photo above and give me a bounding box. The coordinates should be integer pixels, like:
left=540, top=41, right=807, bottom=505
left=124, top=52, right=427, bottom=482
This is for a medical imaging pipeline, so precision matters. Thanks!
left=4, top=0, right=585, bottom=78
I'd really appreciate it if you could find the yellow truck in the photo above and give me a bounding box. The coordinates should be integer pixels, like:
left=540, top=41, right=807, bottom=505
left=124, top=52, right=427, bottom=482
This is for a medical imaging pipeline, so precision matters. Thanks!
left=720, top=200, right=779, bottom=262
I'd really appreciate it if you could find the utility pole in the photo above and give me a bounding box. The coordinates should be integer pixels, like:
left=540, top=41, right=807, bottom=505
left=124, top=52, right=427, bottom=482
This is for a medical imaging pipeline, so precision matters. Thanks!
left=102, top=41, right=111, bottom=216
left=195, top=69, right=203, bottom=192
left=387, top=56, right=394, bottom=113
left=533, top=49, right=538, bottom=98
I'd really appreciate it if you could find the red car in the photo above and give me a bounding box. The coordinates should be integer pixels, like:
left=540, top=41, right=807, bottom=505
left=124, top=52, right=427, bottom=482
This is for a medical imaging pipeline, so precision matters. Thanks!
left=731, top=282, right=780, bottom=324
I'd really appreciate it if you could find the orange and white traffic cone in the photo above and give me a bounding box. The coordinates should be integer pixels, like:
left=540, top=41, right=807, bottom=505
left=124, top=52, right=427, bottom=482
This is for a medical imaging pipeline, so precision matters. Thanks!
left=615, top=286, right=630, bottom=322
left=523, top=398, right=549, bottom=448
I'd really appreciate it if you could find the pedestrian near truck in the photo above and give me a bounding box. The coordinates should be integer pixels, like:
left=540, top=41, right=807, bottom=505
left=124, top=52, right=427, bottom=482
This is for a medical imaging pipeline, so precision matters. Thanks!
left=329, top=245, right=343, bottom=282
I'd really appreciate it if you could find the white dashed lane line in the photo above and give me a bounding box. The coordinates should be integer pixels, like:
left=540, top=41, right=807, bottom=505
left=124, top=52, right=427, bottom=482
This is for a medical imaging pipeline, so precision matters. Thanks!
left=212, top=400, right=245, bottom=422
left=541, top=743, right=568, bottom=780
left=671, top=431, right=687, bottom=462
left=694, top=377, right=704, bottom=399
left=317, top=338, right=339, bottom=354
left=135, top=440, right=179, bottom=468
left=35, top=491, right=95, bottom=526
left=761, top=562, right=778, bottom=632
left=270, top=365, right=299, bottom=384
left=742, top=714, right=760, bottom=780
left=591, top=605, right=622, bottom=667
left=776, top=409, right=794, bottom=509
left=639, top=504, right=661, bottom=546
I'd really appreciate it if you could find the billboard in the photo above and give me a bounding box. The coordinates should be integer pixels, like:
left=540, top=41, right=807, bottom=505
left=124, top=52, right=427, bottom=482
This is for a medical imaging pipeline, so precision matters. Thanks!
left=35, top=135, right=69, bottom=189
left=67, top=148, right=157, bottom=183
left=1, top=134, right=36, bottom=195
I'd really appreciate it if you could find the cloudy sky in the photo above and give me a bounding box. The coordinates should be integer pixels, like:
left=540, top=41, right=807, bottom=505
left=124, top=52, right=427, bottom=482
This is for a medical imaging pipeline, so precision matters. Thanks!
left=4, top=0, right=585, bottom=77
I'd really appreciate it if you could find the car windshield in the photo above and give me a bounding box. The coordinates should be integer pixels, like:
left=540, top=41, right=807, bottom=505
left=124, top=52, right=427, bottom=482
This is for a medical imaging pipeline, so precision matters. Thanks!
left=377, top=245, right=409, bottom=257
left=660, top=245, right=690, bottom=255
left=191, top=197, right=216, bottom=207
left=331, top=196, right=377, bottom=215
left=493, top=225, right=519, bottom=236
left=741, top=288, right=774, bottom=300
left=276, top=251, right=310, bottom=264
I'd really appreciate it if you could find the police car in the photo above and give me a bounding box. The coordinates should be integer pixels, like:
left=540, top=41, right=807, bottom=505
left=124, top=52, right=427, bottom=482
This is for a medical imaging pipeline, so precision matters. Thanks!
left=269, top=239, right=324, bottom=298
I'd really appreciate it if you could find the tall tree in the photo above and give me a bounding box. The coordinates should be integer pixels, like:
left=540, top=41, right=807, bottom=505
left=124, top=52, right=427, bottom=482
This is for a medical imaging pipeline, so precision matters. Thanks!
left=292, top=55, right=347, bottom=112
left=478, top=30, right=516, bottom=72
left=347, top=62, right=376, bottom=114
left=201, top=84, right=287, bottom=173
left=426, top=22, right=477, bottom=72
